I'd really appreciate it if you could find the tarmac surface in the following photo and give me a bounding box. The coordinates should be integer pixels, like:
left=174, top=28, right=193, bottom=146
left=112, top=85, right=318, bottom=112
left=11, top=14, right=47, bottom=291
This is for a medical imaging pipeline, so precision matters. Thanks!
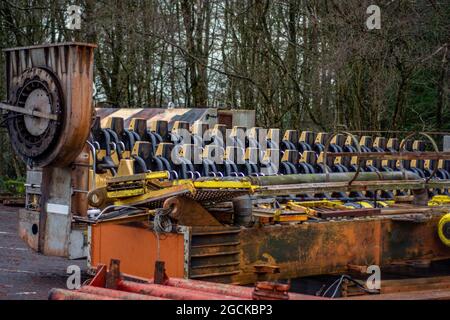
left=0, top=205, right=86, bottom=300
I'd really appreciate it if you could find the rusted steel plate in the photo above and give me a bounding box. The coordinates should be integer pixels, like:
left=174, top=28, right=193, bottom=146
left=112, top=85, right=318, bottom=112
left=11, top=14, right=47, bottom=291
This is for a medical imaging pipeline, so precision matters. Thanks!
left=318, top=208, right=381, bottom=218
left=231, top=214, right=450, bottom=285
left=380, top=275, right=450, bottom=289
left=189, top=226, right=241, bottom=282
left=381, top=281, right=450, bottom=294
left=380, top=216, right=449, bottom=263
left=233, top=219, right=382, bottom=284
left=342, top=275, right=450, bottom=297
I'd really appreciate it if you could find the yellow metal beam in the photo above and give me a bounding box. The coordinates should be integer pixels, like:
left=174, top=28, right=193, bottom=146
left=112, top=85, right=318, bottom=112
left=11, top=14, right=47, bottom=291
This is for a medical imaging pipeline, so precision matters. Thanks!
left=192, top=180, right=252, bottom=190
left=112, top=183, right=194, bottom=206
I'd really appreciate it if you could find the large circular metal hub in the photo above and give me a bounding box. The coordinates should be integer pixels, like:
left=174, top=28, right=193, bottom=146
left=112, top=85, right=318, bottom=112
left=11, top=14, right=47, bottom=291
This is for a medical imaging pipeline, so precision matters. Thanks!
left=6, top=68, right=63, bottom=164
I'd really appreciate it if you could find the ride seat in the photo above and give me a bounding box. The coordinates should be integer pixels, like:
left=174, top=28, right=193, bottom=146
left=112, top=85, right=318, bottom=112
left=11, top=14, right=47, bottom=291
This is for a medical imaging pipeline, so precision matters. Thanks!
left=281, top=130, right=298, bottom=151
left=299, top=131, right=315, bottom=153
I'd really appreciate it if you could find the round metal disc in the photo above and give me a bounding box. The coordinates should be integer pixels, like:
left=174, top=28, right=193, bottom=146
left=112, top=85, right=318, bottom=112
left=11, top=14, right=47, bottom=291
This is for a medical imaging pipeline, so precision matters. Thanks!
left=6, top=44, right=95, bottom=168
left=24, top=89, right=51, bottom=136
left=6, top=67, right=63, bottom=163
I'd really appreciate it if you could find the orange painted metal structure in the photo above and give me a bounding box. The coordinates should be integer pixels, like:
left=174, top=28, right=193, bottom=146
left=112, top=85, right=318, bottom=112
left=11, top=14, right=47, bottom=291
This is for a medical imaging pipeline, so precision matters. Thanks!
left=90, top=220, right=185, bottom=279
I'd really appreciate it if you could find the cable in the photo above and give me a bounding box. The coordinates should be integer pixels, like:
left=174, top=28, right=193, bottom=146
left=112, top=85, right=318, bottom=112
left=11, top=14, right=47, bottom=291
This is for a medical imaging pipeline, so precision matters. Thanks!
left=153, top=207, right=173, bottom=233
left=153, top=207, right=173, bottom=261
left=322, top=274, right=378, bottom=298
left=322, top=276, right=343, bottom=297
left=95, top=205, right=138, bottom=221
left=331, top=276, right=346, bottom=298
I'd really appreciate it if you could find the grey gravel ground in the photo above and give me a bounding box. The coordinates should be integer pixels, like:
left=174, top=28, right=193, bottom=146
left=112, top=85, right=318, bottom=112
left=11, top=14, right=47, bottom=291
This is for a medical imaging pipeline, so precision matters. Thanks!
left=0, top=205, right=86, bottom=300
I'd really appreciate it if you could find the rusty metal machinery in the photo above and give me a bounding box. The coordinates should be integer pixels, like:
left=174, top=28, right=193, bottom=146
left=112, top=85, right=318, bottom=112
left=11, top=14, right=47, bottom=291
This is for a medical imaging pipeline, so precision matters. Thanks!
left=47, top=104, right=450, bottom=293
left=85, top=122, right=450, bottom=287
left=1, top=43, right=449, bottom=299
left=2, top=43, right=95, bottom=167
left=3, top=67, right=63, bottom=165
left=1, top=43, right=96, bottom=257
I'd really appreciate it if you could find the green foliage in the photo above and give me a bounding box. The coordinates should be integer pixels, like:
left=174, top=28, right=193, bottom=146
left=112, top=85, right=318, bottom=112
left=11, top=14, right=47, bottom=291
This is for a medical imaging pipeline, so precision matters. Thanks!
left=0, top=176, right=25, bottom=195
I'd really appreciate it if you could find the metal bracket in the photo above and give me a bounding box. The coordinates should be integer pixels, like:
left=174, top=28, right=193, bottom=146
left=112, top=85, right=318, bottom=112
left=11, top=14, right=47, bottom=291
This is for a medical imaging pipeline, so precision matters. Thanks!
left=0, top=102, right=58, bottom=120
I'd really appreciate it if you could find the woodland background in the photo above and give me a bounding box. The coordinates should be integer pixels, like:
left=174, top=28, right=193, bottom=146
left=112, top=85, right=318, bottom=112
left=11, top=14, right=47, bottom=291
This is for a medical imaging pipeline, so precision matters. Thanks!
left=0, top=0, right=448, bottom=179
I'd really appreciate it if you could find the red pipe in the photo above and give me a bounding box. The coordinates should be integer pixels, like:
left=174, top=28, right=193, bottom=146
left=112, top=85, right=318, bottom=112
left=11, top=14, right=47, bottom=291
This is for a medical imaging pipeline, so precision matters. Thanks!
left=164, top=278, right=254, bottom=299
left=146, top=277, right=327, bottom=300
left=48, top=288, right=117, bottom=300
left=79, top=286, right=167, bottom=300
left=118, top=280, right=247, bottom=300
left=121, top=273, right=327, bottom=300
left=49, top=283, right=326, bottom=300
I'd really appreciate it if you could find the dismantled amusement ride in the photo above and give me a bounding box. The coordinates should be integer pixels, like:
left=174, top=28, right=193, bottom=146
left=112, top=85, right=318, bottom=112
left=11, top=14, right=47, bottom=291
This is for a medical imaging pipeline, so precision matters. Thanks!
left=1, top=43, right=450, bottom=300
